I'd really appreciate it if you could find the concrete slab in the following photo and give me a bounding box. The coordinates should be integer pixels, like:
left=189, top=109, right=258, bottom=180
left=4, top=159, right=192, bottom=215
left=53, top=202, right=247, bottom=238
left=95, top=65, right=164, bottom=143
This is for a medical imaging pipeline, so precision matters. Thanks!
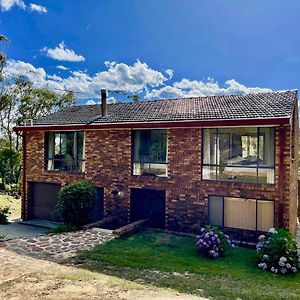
left=20, top=219, right=60, bottom=229
left=0, top=221, right=47, bottom=240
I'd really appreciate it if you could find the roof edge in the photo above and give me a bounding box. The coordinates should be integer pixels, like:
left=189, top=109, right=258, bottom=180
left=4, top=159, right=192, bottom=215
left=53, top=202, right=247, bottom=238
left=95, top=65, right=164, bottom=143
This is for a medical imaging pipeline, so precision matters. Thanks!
left=13, top=116, right=290, bottom=132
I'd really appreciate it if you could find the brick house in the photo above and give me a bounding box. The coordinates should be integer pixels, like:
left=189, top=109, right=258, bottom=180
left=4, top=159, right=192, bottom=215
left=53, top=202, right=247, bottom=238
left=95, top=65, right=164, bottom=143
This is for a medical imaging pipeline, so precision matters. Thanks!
left=14, top=90, right=299, bottom=241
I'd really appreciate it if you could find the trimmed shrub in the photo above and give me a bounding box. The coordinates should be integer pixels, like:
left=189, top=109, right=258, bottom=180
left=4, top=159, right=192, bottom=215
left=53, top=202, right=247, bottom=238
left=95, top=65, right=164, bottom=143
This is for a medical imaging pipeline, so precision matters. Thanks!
left=57, top=180, right=96, bottom=228
left=256, top=228, right=300, bottom=275
left=196, top=225, right=235, bottom=259
left=0, top=206, right=10, bottom=224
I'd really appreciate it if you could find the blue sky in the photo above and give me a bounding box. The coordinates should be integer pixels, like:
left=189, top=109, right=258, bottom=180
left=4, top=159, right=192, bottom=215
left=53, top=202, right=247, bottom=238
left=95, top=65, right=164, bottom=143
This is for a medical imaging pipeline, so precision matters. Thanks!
left=1, top=0, right=299, bottom=104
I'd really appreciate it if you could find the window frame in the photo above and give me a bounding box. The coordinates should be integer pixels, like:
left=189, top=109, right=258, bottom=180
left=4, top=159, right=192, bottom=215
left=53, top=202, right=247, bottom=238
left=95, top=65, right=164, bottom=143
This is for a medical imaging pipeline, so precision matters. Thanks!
left=208, top=195, right=275, bottom=232
left=131, top=129, right=168, bottom=177
left=45, top=131, right=85, bottom=173
left=201, top=127, right=276, bottom=184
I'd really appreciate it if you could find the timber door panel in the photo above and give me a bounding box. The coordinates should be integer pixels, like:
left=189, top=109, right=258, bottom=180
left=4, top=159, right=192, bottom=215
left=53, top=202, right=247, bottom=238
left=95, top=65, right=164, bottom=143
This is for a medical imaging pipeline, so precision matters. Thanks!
left=130, top=188, right=165, bottom=229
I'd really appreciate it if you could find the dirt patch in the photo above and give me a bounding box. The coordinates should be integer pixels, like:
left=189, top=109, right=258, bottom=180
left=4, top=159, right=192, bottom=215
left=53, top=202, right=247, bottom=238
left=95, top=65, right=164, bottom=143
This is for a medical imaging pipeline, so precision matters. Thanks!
left=0, top=248, right=206, bottom=300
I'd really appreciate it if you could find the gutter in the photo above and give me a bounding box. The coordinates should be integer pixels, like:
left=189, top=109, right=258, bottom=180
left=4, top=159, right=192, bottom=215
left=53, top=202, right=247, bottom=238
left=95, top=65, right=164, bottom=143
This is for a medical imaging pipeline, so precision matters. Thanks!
left=13, top=116, right=291, bottom=132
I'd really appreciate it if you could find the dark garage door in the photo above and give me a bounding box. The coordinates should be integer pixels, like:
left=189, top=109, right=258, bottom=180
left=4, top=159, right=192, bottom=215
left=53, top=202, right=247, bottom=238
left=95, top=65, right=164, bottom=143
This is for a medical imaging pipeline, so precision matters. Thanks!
left=131, top=188, right=165, bottom=229
left=30, top=183, right=104, bottom=223
left=30, top=182, right=61, bottom=221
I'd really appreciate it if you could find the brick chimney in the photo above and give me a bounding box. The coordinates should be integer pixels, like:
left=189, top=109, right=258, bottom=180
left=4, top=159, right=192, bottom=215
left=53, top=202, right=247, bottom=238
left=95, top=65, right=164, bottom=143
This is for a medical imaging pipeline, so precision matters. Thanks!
left=101, top=89, right=107, bottom=117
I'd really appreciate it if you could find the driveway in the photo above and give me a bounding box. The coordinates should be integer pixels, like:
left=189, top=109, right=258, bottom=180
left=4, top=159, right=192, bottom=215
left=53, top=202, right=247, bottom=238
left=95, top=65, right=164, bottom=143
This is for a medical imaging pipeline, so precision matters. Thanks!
left=0, top=221, right=47, bottom=240
left=0, top=248, right=206, bottom=300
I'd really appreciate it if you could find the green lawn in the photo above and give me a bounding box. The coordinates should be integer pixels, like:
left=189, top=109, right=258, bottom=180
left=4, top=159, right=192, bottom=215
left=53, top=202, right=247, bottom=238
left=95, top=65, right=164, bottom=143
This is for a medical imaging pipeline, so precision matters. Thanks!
left=0, top=194, right=21, bottom=220
left=78, top=229, right=300, bottom=300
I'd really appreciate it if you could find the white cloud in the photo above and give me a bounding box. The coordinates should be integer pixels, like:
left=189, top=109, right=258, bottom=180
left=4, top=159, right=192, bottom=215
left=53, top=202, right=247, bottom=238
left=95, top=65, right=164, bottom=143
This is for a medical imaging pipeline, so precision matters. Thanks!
left=0, top=0, right=26, bottom=11
left=86, top=99, right=96, bottom=105
left=56, top=65, right=69, bottom=70
left=165, top=69, right=173, bottom=79
left=3, top=59, right=272, bottom=104
left=43, top=42, right=85, bottom=62
left=29, top=3, right=47, bottom=13
left=91, top=59, right=168, bottom=92
left=145, top=78, right=272, bottom=99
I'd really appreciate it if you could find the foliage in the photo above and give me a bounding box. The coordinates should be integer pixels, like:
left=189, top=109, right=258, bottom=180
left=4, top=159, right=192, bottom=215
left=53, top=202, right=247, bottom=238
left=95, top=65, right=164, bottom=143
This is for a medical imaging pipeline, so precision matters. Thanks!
left=0, top=206, right=10, bottom=224
left=256, top=227, right=300, bottom=275
left=57, top=180, right=96, bottom=227
left=0, top=233, right=7, bottom=240
left=47, top=224, right=77, bottom=234
left=79, top=229, right=300, bottom=300
left=0, top=34, right=8, bottom=75
left=0, top=147, right=21, bottom=186
left=0, top=76, right=75, bottom=150
left=196, top=225, right=235, bottom=258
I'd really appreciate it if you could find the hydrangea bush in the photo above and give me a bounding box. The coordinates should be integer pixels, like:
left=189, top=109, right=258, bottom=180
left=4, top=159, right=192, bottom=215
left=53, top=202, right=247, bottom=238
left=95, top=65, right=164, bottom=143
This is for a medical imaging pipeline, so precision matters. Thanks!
left=196, top=225, right=235, bottom=259
left=256, top=227, right=300, bottom=275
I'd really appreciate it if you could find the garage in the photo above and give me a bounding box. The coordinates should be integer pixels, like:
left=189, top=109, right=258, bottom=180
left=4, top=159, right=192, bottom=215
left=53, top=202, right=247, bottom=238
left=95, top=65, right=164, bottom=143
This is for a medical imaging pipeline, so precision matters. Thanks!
left=130, top=188, right=166, bottom=229
left=29, top=182, right=104, bottom=223
left=29, top=182, right=61, bottom=221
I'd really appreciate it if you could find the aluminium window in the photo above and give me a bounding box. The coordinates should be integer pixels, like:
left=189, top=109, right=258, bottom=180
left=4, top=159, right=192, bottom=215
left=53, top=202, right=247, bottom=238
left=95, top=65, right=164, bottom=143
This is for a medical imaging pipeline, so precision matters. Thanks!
left=46, top=131, right=85, bottom=172
left=132, top=130, right=167, bottom=176
left=208, top=196, right=274, bottom=232
left=202, top=127, right=275, bottom=184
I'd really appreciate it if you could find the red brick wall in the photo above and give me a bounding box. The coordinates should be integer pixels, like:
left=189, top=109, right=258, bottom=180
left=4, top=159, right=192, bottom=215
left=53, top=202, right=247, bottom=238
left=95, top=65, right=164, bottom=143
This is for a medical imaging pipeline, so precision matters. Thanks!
left=22, top=117, right=298, bottom=237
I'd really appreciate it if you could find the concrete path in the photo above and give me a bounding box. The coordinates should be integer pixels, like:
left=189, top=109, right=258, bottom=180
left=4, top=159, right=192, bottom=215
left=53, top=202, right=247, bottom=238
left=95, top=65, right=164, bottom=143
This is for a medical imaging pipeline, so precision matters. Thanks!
left=0, top=221, right=47, bottom=240
left=1, top=228, right=114, bottom=262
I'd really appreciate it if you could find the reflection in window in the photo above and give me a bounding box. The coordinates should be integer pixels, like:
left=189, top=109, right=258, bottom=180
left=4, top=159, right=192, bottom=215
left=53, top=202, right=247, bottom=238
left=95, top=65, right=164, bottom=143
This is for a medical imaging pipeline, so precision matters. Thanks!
left=46, top=132, right=85, bottom=172
left=202, top=127, right=275, bottom=183
left=133, top=130, right=167, bottom=176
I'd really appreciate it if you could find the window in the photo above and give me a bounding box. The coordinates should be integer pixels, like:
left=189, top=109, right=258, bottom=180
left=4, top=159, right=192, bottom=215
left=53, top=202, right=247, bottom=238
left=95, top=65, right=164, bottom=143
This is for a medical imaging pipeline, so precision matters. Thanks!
left=208, top=196, right=274, bottom=232
left=46, top=132, right=85, bottom=172
left=202, top=127, right=275, bottom=184
left=132, top=130, right=167, bottom=176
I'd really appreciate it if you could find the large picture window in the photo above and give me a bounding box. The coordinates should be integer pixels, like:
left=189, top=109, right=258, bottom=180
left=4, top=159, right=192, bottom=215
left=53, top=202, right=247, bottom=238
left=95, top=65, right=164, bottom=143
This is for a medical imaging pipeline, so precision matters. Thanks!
left=46, top=132, right=85, bottom=172
left=208, top=196, right=274, bottom=232
left=202, top=127, right=275, bottom=184
left=132, top=130, right=167, bottom=176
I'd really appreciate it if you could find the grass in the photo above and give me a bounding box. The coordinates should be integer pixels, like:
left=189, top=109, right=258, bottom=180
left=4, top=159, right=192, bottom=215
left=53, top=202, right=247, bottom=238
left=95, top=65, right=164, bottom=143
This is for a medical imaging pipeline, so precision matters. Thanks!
left=0, top=194, right=21, bottom=220
left=47, top=224, right=77, bottom=234
left=77, top=229, right=300, bottom=300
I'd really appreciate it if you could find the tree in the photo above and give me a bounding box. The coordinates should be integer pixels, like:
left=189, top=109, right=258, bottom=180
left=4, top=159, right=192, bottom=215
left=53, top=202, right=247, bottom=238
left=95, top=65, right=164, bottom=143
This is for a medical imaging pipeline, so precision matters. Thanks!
left=0, top=76, right=75, bottom=150
left=0, top=147, right=21, bottom=187
left=0, top=35, right=8, bottom=75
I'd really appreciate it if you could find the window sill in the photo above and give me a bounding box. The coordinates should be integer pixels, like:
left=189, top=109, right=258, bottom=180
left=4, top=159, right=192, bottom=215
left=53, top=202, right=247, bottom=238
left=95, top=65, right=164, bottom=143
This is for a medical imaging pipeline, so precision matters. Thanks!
left=201, top=178, right=275, bottom=186
left=45, top=170, right=85, bottom=175
left=132, top=174, right=169, bottom=179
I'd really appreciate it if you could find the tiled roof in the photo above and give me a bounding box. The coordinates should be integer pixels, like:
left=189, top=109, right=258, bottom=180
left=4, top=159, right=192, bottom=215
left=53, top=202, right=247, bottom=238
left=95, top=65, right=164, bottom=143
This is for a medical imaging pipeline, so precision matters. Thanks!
left=33, top=90, right=297, bottom=126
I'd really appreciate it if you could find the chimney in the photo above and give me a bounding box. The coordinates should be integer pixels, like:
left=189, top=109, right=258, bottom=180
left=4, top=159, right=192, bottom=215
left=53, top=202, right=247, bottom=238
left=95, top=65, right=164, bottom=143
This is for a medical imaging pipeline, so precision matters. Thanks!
left=101, top=89, right=107, bottom=117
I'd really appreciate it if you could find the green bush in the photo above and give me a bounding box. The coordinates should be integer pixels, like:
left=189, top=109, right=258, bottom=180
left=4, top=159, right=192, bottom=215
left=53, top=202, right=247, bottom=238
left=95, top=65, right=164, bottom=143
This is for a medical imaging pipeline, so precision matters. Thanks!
left=0, top=206, right=10, bottom=224
left=0, top=148, right=21, bottom=187
left=47, top=224, right=77, bottom=234
left=256, top=228, right=300, bottom=275
left=57, top=180, right=96, bottom=227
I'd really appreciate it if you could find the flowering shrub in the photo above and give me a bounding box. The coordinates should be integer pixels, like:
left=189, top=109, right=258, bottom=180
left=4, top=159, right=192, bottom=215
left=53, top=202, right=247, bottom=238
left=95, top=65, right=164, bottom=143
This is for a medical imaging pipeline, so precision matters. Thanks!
left=196, top=225, right=235, bottom=259
left=256, top=227, right=300, bottom=275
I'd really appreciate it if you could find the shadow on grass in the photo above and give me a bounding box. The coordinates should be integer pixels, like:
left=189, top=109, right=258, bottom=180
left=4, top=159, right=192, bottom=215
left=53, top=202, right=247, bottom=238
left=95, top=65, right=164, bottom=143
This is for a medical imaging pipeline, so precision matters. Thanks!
left=66, top=229, right=300, bottom=300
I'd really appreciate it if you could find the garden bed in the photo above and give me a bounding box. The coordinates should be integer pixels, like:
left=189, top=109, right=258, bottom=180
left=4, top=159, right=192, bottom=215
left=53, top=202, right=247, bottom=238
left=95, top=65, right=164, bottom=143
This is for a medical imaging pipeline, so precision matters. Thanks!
left=75, top=229, right=300, bottom=300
